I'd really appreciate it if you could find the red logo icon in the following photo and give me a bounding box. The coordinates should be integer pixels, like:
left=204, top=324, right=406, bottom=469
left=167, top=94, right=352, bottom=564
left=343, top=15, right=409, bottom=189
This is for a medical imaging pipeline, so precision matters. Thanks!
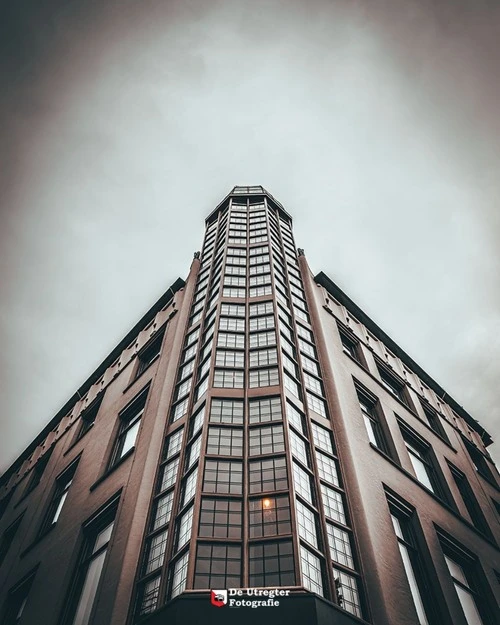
left=211, top=590, right=228, bottom=607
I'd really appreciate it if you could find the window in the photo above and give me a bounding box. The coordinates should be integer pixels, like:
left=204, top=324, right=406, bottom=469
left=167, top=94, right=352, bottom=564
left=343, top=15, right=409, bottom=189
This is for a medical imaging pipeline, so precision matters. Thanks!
left=199, top=499, right=242, bottom=538
left=327, top=523, right=354, bottom=569
left=286, top=402, right=305, bottom=434
left=109, top=387, right=149, bottom=467
left=338, top=325, right=361, bottom=363
left=249, top=347, right=278, bottom=367
left=304, top=372, right=323, bottom=396
left=249, top=331, right=276, bottom=348
left=302, top=355, right=319, bottom=377
left=144, top=530, right=168, bottom=575
left=357, top=392, right=388, bottom=452
left=170, top=551, right=189, bottom=598
left=194, top=544, right=241, bottom=589
left=249, top=541, right=295, bottom=587
left=159, top=458, right=179, bottom=492
left=213, top=369, right=244, bottom=388
left=320, top=484, right=345, bottom=524
left=23, top=449, right=52, bottom=496
left=249, top=425, right=285, bottom=456
left=62, top=498, right=118, bottom=625
left=3, top=570, right=36, bottom=625
left=293, top=462, right=313, bottom=504
left=249, top=367, right=279, bottom=387
left=306, top=392, right=327, bottom=418
left=0, top=514, right=24, bottom=567
left=136, top=328, right=165, bottom=378
left=296, top=500, right=318, bottom=547
left=300, top=546, right=323, bottom=596
left=151, top=490, right=174, bottom=530
left=284, top=372, right=301, bottom=398
left=311, top=423, right=334, bottom=455
left=439, top=533, right=495, bottom=625
left=249, top=495, right=291, bottom=537
left=189, top=406, right=205, bottom=439
left=389, top=510, right=432, bottom=625
left=181, top=467, right=198, bottom=507
left=249, top=315, right=275, bottom=331
left=289, top=430, right=309, bottom=467
left=210, top=399, right=244, bottom=424
left=463, top=439, right=497, bottom=484
left=207, top=427, right=243, bottom=456
left=249, top=457, right=288, bottom=493
left=316, top=451, right=340, bottom=487
left=400, top=423, right=442, bottom=495
left=219, top=316, right=245, bottom=332
left=377, top=364, right=410, bottom=406
left=448, top=463, right=492, bottom=538
left=249, top=396, right=282, bottom=424
left=186, top=435, right=201, bottom=470
left=176, top=506, right=194, bottom=551
left=40, top=459, right=79, bottom=534
left=218, top=332, right=245, bottom=349
left=203, top=460, right=243, bottom=494
left=165, top=427, right=184, bottom=459
left=250, top=285, right=273, bottom=297
left=422, top=404, right=449, bottom=442
left=223, top=287, right=246, bottom=298
left=333, top=569, right=362, bottom=618
left=220, top=303, right=245, bottom=317
left=76, top=395, right=104, bottom=440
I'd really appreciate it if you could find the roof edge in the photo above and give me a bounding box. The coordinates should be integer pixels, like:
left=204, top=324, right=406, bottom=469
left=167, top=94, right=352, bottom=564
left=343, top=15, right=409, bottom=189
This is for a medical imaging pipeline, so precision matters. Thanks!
left=1, top=277, right=185, bottom=485
left=314, top=271, right=493, bottom=447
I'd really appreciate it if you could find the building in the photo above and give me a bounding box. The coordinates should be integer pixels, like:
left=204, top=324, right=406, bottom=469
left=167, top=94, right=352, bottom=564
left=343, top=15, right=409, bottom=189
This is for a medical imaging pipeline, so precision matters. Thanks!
left=0, top=186, right=499, bottom=625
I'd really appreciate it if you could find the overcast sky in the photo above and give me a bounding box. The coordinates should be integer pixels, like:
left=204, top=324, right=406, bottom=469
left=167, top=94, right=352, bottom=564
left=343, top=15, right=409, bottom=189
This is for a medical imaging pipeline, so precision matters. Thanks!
left=1, top=0, right=500, bottom=473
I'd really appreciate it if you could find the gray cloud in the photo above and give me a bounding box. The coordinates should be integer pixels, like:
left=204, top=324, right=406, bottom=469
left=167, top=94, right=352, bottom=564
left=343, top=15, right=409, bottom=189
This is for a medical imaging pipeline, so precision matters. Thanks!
left=1, top=0, right=499, bottom=470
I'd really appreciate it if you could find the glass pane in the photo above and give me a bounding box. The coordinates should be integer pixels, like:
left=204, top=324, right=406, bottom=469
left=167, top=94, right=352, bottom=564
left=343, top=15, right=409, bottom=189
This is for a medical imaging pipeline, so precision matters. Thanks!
left=52, top=491, right=69, bottom=524
left=408, top=454, right=434, bottom=492
left=122, top=421, right=141, bottom=457
left=72, top=551, right=107, bottom=625
left=93, top=522, right=114, bottom=554
left=455, top=584, right=484, bottom=625
left=398, top=543, right=429, bottom=625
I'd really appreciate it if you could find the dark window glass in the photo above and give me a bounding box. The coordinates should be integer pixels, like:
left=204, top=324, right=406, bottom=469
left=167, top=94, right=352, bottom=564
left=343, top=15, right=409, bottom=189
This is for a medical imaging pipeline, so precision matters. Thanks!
left=422, top=404, right=449, bottom=442
left=207, top=427, right=243, bottom=456
left=249, top=397, right=282, bottom=424
left=77, top=395, right=104, bottom=440
left=199, top=499, right=242, bottom=538
left=3, top=570, right=36, bottom=625
left=203, top=460, right=243, bottom=494
left=463, top=439, right=497, bottom=484
left=194, top=544, right=241, bottom=589
left=0, top=514, right=24, bottom=567
left=39, top=459, right=79, bottom=534
left=357, top=393, right=388, bottom=452
left=249, top=541, right=295, bottom=587
left=249, top=456, right=288, bottom=493
left=23, top=449, right=53, bottom=496
left=109, top=387, right=149, bottom=467
left=136, top=328, right=165, bottom=378
left=61, top=498, right=118, bottom=625
left=399, top=423, right=444, bottom=497
left=249, top=425, right=285, bottom=456
left=377, top=365, right=410, bottom=406
left=448, top=463, right=492, bottom=538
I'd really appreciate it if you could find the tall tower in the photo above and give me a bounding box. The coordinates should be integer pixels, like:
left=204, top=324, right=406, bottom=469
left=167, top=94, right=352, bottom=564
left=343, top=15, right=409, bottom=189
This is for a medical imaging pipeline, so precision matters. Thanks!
left=0, top=187, right=498, bottom=625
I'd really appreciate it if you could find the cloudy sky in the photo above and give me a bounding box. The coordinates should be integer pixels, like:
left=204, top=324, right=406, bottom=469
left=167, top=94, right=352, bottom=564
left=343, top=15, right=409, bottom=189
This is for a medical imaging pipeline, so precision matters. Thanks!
left=1, top=0, right=499, bottom=473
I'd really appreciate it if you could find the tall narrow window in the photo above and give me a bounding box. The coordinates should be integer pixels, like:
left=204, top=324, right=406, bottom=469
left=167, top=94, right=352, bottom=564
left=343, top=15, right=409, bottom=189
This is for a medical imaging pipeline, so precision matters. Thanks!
left=23, top=449, right=53, bottom=496
left=356, top=390, right=388, bottom=452
left=62, top=498, right=118, bottom=625
left=448, top=463, right=492, bottom=539
left=135, top=327, right=165, bottom=379
left=438, top=534, right=496, bottom=625
left=0, top=514, right=24, bottom=567
left=39, top=458, right=79, bottom=534
left=399, top=422, right=443, bottom=496
left=109, top=386, right=149, bottom=468
left=3, top=570, right=36, bottom=625
left=76, top=395, right=104, bottom=441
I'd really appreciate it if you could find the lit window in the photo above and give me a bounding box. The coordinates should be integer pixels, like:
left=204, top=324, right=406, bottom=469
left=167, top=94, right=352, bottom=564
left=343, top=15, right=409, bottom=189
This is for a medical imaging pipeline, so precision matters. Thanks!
left=249, top=495, right=291, bottom=537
